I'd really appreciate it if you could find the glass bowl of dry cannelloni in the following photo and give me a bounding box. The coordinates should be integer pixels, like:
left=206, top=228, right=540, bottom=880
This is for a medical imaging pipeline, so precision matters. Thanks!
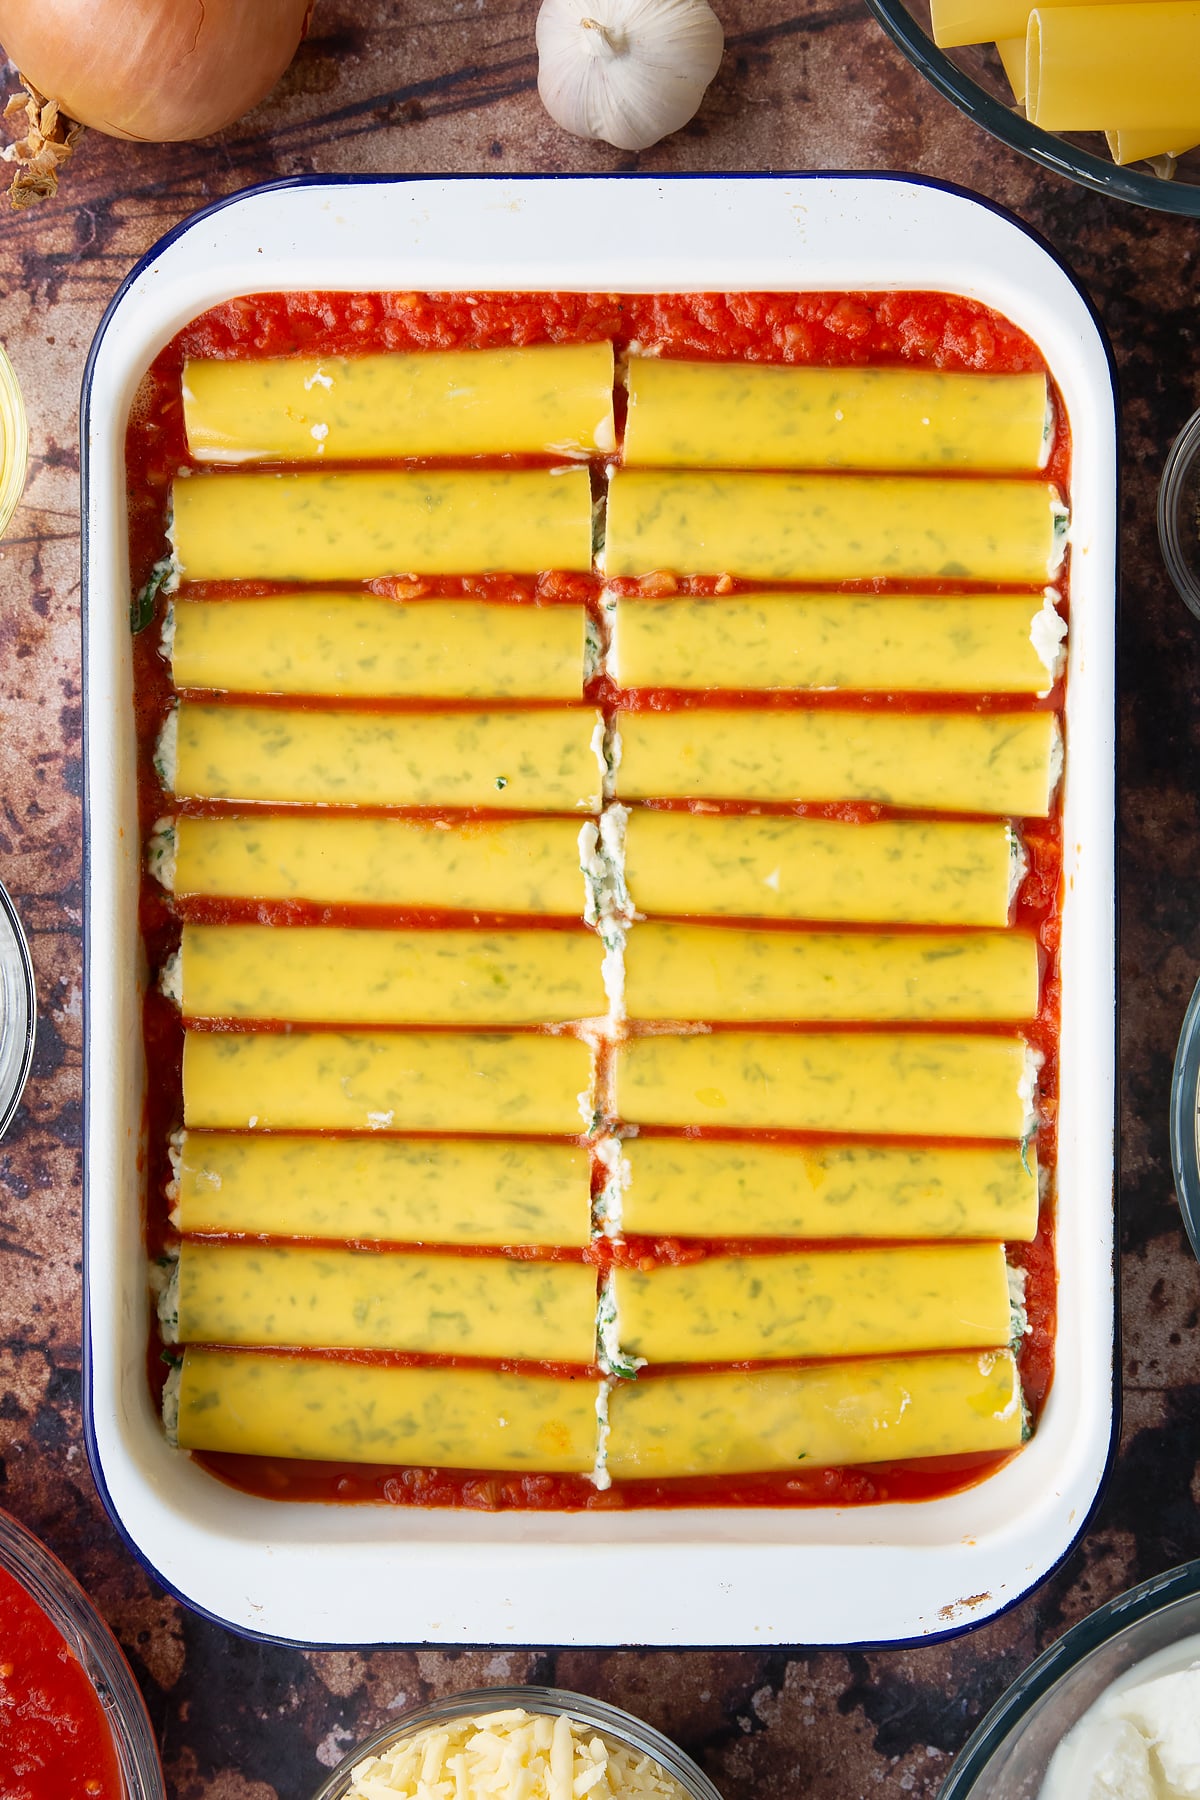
left=865, top=0, right=1200, bottom=214
left=80, top=172, right=1118, bottom=1648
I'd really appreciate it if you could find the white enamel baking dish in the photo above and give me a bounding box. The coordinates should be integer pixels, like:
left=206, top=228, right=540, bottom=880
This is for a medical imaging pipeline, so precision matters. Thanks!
left=81, top=174, right=1117, bottom=1648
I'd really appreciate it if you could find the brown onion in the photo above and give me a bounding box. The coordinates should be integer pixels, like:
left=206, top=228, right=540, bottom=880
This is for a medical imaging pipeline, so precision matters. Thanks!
left=0, top=0, right=314, bottom=142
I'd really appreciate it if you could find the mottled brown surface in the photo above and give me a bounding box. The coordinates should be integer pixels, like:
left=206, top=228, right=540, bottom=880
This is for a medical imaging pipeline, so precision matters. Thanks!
left=0, top=4, right=1198, bottom=1798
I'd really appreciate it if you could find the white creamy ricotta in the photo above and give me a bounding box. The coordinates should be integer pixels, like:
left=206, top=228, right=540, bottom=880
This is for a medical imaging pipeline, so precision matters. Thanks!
left=1040, top=1634, right=1200, bottom=1800
left=146, top=818, right=177, bottom=892
left=1031, top=591, right=1068, bottom=693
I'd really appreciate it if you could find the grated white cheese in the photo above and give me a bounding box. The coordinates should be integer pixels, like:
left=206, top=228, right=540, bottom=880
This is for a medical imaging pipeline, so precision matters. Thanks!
left=344, top=1710, right=693, bottom=1800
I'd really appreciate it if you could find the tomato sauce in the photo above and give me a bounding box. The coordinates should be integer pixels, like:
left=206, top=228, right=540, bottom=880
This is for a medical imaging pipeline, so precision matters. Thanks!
left=0, top=1567, right=124, bottom=1800
left=128, top=288, right=1066, bottom=1512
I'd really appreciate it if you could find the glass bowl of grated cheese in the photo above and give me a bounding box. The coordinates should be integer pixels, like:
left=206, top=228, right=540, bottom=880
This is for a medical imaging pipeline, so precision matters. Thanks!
left=310, top=1689, right=724, bottom=1800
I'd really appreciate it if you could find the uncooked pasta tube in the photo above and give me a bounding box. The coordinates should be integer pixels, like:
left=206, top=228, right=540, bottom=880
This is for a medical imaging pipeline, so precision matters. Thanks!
left=610, top=1242, right=1012, bottom=1362
left=623, top=360, right=1050, bottom=471
left=174, top=1131, right=592, bottom=1246
left=170, top=596, right=587, bottom=700
left=1027, top=2, right=1200, bottom=129
left=605, top=469, right=1066, bottom=582
left=620, top=1138, right=1039, bottom=1241
left=604, top=1350, right=1024, bottom=1479
left=170, top=467, right=595, bottom=580
left=172, top=1350, right=601, bottom=1471
left=183, top=1029, right=595, bottom=1135
left=182, top=342, right=617, bottom=463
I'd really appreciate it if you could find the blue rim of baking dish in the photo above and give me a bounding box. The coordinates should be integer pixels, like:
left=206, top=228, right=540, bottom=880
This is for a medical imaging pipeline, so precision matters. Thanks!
left=863, top=0, right=1200, bottom=217
left=0, top=876, right=36, bottom=1139
left=79, top=169, right=1121, bottom=1653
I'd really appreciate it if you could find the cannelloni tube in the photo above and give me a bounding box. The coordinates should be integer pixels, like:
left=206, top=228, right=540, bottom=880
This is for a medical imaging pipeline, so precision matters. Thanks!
left=611, top=594, right=1065, bottom=694
left=182, top=342, right=617, bottom=463
left=604, top=1350, right=1024, bottom=1479
left=170, top=703, right=605, bottom=812
left=614, top=708, right=1060, bottom=816
left=612, top=1242, right=1012, bottom=1362
left=623, top=922, right=1038, bottom=1023
left=179, top=923, right=606, bottom=1027
left=170, top=597, right=587, bottom=700
left=622, top=812, right=1020, bottom=926
left=621, top=1138, right=1039, bottom=1240
left=167, top=814, right=589, bottom=915
left=1027, top=2, right=1200, bottom=128
left=623, top=360, right=1050, bottom=471
left=1105, top=127, right=1200, bottom=162
left=604, top=469, right=1065, bottom=583
left=170, top=467, right=595, bottom=581
left=174, top=1349, right=601, bottom=1471
left=183, top=1029, right=595, bottom=1135
left=175, top=1131, right=592, bottom=1245
left=614, top=1030, right=1033, bottom=1138
left=997, top=35, right=1027, bottom=99
left=171, top=1242, right=598, bottom=1363
left=929, top=0, right=1114, bottom=44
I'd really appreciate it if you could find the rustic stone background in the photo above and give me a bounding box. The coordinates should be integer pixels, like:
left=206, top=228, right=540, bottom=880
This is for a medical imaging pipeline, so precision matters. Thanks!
left=1, top=4, right=1199, bottom=1798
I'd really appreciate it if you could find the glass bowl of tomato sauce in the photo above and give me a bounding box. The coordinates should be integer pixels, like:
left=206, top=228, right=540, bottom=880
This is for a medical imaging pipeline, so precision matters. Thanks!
left=0, top=1507, right=164, bottom=1800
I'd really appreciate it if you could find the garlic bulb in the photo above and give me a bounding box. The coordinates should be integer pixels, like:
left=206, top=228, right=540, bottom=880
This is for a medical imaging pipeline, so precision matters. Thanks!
left=536, top=0, right=724, bottom=153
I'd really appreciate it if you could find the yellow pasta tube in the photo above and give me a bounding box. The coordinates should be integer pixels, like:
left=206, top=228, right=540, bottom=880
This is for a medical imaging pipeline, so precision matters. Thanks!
left=183, top=1029, right=594, bottom=1136
left=612, top=1243, right=1012, bottom=1363
left=622, top=812, right=1019, bottom=926
left=623, top=922, right=1038, bottom=1023
left=182, top=342, right=617, bottom=463
left=997, top=35, right=1027, bottom=100
left=175, top=1349, right=600, bottom=1471
left=1105, top=127, right=1200, bottom=161
left=170, top=467, right=594, bottom=581
left=613, top=1030, right=1033, bottom=1137
left=175, top=1131, right=592, bottom=1246
left=1027, top=2, right=1200, bottom=129
left=170, top=597, right=586, bottom=701
left=604, top=1350, right=1024, bottom=1479
left=179, top=924, right=606, bottom=1027
left=620, top=1138, right=1039, bottom=1241
left=605, top=469, right=1065, bottom=583
left=171, top=703, right=604, bottom=812
left=614, top=708, right=1060, bottom=816
left=623, top=360, right=1049, bottom=471
left=928, top=0, right=1165, bottom=43
left=168, top=815, right=588, bottom=915
left=172, top=1242, right=598, bottom=1363
left=611, top=594, right=1064, bottom=694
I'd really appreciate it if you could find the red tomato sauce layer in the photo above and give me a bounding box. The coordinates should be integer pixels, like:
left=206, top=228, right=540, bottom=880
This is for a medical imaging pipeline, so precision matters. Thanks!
left=0, top=1567, right=124, bottom=1800
left=130, top=288, right=1065, bottom=1512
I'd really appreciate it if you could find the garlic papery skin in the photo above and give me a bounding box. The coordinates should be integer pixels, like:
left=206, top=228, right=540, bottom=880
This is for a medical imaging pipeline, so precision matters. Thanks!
left=536, top=0, right=725, bottom=152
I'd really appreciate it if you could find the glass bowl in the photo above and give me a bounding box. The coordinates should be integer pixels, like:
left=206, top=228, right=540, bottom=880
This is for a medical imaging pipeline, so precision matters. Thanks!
left=1158, top=408, right=1200, bottom=621
left=0, top=876, right=36, bottom=1138
left=939, top=1558, right=1200, bottom=1795
left=311, top=1686, right=724, bottom=1800
left=1169, top=969, right=1200, bottom=1262
left=0, top=340, right=27, bottom=535
left=863, top=0, right=1200, bottom=216
left=0, top=1506, right=165, bottom=1800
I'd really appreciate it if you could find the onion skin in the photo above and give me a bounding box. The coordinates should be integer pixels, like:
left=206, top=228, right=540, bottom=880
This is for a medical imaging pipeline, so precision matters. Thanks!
left=0, top=0, right=315, bottom=141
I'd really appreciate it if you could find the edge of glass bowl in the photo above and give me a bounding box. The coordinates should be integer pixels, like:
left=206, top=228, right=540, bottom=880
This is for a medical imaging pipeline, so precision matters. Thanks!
left=0, top=341, right=28, bottom=533
left=1169, top=969, right=1200, bottom=1263
left=862, top=0, right=1200, bottom=217
left=0, top=1506, right=165, bottom=1800
left=1157, top=408, right=1200, bottom=621
left=309, top=1686, right=725, bottom=1800
left=0, top=876, right=36, bottom=1138
left=937, top=1558, right=1200, bottom=1794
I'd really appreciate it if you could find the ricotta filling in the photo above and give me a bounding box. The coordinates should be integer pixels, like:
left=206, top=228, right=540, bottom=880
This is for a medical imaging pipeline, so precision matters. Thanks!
left=152, top=1253, right=180, bottom=1344
left=591, top=1378, right=614, bottom=1491
left=1030, top=589, right=1068, bottom=693
left=592, top=1134, right=630, bottom=1239
left=158, top=948, right=183, bottom=1006
left=153, top=706, right=179, bottom=793
left=1007, top=825, right=1029, bottom=914
left=597, top=1270, right=644, bottom=1379
left=1007, top=1262, right=1029, bottom=1350
left=146, top=818, right=177, bottom=892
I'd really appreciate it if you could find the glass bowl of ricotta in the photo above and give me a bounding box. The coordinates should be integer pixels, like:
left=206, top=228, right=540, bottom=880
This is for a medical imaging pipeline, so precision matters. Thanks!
left=311, top=1687, right=724, bottom=1800
left=939, top=1558, right=1200, bottom=1797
